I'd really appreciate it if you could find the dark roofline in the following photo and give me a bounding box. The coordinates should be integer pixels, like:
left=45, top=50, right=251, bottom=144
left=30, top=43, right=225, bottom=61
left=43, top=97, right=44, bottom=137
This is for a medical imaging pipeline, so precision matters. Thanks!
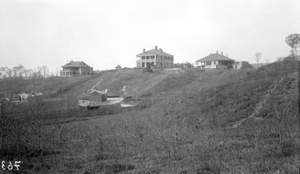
left=137, top=46, right=173, bottom=57
left=196, top=53, right=234, bottom=62
left=62, top=61, right=92, bottom=68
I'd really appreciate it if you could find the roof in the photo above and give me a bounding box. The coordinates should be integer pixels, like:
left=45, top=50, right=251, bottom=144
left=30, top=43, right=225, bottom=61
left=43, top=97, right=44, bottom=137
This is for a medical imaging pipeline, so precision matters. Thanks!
left=196, top=53, right=234, bottom=62
left=137, top=48, right=173, bottom=57
left=116, top=65, right=122, bottom=69
left=62, top=61, right=91, bottom=68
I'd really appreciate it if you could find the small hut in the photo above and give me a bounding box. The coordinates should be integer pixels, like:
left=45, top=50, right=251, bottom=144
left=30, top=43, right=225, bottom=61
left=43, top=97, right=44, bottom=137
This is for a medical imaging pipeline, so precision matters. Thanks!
left=116, top=65, right=122, bottom=70
left=89, top=90, right=107, bottom=102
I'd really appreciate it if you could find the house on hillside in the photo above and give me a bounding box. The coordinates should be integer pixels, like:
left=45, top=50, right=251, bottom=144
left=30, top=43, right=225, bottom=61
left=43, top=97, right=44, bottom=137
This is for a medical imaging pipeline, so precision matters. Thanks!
left=233, top=61, right=252, bottom=69
left=116, top=65, right=122, bottom=70
left=250, top=63, right=269, bottom=69
left=136, top=46, right=174, bottom=68
left=196, top=51, right=234, bottom=69
left=173, top=62, right=193, bottom=69
left=60, top=61, right=93, bottom=77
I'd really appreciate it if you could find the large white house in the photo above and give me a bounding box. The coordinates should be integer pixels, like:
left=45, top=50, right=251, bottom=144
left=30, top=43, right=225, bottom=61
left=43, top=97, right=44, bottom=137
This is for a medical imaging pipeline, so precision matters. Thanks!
left=136, top=46, right=174, bottom=68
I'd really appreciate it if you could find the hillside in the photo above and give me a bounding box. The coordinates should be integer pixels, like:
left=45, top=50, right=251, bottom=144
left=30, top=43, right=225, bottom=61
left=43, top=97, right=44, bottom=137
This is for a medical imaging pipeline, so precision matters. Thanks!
left=1, top=58, right=299, bottom=173
left=54, top=59, right=299, bottom=173
left=56, top=69, right=175, bottom=98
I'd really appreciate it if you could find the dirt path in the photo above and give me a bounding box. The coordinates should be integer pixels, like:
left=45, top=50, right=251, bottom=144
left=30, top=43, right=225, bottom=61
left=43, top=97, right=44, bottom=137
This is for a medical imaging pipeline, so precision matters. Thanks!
left=230, top=77, right=284, bottom=128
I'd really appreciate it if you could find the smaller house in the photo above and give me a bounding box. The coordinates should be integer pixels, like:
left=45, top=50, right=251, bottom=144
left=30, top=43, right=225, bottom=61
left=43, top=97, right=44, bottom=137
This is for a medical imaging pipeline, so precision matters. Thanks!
left=250, top=63, right=269, bottom=69
left=61, top=61, right=93, bottom=77
left=116, top=65, right=122, bottom=70
left=173, top=62, right=193, bottom=69
left=196, top=51, right=234, bottom=69
left=233, top=61, right=252, bottom=69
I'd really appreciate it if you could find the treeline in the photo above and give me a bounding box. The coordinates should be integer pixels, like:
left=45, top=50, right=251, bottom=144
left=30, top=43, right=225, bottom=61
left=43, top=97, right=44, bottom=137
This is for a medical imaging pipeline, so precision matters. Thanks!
left=0, top=64, right=58, bottom=79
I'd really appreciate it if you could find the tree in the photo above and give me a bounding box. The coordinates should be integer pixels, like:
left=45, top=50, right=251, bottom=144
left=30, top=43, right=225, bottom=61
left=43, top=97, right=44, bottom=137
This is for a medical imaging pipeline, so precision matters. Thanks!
left=285, top=33, right=300, bottom=58
left=253, top=52, right=262, bottom=67
left=0, top=67, right=5, bottom=78
left=41, top=65, right=49, bottom=78
left=12, top=64, right=24, bottom=78
left=0, top=67, right=11, bottom=78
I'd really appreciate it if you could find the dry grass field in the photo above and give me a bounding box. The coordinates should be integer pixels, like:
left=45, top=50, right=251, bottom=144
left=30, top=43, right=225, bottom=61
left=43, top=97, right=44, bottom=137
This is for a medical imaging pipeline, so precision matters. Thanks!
left=0, top=57, right=299, bottom=173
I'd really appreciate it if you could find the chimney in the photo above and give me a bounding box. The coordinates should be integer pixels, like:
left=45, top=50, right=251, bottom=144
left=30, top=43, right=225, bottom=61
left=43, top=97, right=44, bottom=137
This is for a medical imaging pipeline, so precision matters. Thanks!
left=216, top=51, right=218, bottom=54
left=143, top=48, right=145, bottom=53
left=221, top=52, right=223, bottom=55
left=159, top=48, right=163, bottom=52
left=155, top=46, right=157, bottom=50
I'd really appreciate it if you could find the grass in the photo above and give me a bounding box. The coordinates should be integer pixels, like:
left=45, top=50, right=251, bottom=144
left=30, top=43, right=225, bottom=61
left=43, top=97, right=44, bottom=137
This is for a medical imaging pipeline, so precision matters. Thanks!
left=1, top=58, right=299, bottom=173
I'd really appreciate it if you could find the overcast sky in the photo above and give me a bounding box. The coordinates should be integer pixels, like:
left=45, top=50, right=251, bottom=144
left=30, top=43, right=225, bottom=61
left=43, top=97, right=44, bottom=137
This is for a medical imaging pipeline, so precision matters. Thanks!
left=0, top=0, right=299, bottom=73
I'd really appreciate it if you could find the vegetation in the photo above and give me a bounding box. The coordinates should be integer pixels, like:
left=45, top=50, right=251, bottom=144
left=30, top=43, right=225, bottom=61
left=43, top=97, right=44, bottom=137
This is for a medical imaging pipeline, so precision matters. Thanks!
left=286, top=33, right=300, bottom=58
left=0, top=57, right=298, bottom=173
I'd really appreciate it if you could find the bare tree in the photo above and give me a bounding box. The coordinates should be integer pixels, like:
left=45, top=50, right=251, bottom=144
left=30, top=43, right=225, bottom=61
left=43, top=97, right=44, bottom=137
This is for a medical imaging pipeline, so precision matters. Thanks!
left=12, top=66, right=18, bottom=77
left=7, top=68, right=13, bottom=78
left=0, top=67, right=10, bottom=78
left=253, top=52, right=262, bottom=68
left=43, top=65, right=49, bottom=78
left=285, top=33, right=300, bottom=58
left=0, top=67, right=4, bottom=78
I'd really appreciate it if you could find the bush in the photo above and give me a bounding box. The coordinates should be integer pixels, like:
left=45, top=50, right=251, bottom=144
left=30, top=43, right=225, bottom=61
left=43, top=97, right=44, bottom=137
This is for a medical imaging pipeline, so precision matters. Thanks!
left=142, top=66, right=153, bottom=73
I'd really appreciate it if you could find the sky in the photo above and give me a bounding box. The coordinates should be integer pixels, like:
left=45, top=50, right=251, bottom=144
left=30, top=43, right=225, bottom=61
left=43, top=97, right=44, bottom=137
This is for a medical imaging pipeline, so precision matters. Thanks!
left=0, top=0, right=299, bottom=73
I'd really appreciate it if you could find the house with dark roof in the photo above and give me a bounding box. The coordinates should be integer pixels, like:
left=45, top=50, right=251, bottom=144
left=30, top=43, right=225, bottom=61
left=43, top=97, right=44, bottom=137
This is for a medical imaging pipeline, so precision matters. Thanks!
left=115, top=65, right=122, bottom=70
left=233, top=61, right=252, bottom=69
left=196, top=51, right=235, bottom=69
left=136, top=46, right=174, bottom=68
left=60, top=61, right=93, bottom=77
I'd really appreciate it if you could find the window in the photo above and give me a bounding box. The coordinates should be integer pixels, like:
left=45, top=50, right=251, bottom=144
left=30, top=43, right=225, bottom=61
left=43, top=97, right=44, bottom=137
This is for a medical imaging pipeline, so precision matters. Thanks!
left=142, top=62, right=145, bottom=67
left=151, top=55, right=154, bottom=59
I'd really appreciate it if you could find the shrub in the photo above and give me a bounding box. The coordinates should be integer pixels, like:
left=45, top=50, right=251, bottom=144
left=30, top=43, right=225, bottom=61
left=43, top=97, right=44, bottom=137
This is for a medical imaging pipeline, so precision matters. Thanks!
left=142, top=66, right=153, bottom=73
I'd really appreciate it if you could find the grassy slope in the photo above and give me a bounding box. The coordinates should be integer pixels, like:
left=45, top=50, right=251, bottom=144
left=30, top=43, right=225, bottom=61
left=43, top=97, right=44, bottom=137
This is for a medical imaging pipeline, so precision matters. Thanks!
left=12, top=60, right=299, bottom=173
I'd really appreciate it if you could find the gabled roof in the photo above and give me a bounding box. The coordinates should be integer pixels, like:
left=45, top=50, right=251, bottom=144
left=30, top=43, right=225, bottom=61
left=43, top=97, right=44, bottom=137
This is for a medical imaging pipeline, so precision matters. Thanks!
left=116, top=65, right=122, bottom=69
left=137, top=48, right=173, bottom=57
left=62, top=61, right=91, bottom=68
left=196, top=53, right=234, bottom=62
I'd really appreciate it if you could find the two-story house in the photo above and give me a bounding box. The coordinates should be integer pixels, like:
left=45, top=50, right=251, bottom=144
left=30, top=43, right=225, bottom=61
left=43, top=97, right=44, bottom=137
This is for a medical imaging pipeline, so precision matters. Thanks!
left=136, top=46, right=174, bottom=68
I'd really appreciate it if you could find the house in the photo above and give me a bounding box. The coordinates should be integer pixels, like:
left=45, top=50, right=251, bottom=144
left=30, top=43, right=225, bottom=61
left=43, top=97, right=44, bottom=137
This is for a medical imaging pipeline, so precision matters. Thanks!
left=136, top=46, right=174, bottom=68
left=250, top=63, right=269, bottom=69
left=196, top=51, right=234, bottom=69
left=116, top=65, right=122, bottom=70
left=60, top=61, right=93, bottom=77
left=173, top=62, right=193, bottom=69
left=233, top=61, right=252, bottom=69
